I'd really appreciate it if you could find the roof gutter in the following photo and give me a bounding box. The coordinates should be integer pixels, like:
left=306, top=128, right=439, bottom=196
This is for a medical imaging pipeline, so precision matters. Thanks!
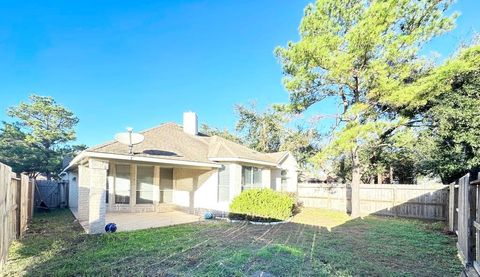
left=61, top=151, right=222, bottom=173
left=209, top=157, right=278, bottom=167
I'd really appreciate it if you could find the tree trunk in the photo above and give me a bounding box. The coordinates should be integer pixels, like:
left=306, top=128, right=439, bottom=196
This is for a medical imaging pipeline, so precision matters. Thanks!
left=351, top=149, right=361, bottom=218
left=377, top=172, right=383, bottom=185
left=389, top=166, right=393, bottom=184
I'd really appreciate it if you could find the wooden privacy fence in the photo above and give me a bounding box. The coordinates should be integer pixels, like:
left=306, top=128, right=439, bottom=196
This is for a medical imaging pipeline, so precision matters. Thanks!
left=0, top=162, right=34, bottom=270
left=298, top=183, right=448, bottom=220
left=449, top=172, right=480, bottom=273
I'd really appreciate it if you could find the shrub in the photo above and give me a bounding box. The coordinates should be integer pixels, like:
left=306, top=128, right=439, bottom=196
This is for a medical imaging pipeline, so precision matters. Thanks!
left=229, top=188, right=295, bottom=222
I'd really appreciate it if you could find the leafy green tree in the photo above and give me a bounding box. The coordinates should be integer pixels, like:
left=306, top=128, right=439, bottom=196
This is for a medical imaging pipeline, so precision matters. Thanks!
left=235, top=103, right=320, bottom=168
left=392, top=44, right=480, bottom=182
left=276, top=0, right=456, bottom=215
left=279, top=126, right=320, bottom=168
left=0, top=122, right=45, bottom=176
left=0, top=95, right=83, bottom=179
left=235, top=104, right=287, bottom=153
left=276, top=0, right=456, bottom=191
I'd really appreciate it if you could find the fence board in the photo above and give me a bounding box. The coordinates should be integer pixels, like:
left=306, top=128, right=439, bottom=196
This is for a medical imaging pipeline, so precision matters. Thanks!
left=298, top=183, right=448, bottom=220
left=0, top=163, right=33, bottom=270
left=456, top=174, right=473, bottom=265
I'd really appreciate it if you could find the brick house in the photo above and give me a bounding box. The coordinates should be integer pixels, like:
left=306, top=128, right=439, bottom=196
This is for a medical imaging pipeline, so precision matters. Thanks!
left=62, top=112, right=298, bottom=233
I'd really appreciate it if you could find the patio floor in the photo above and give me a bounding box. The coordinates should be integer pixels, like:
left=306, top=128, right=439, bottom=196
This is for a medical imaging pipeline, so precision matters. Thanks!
left=105, top=211, right=203, bottom=232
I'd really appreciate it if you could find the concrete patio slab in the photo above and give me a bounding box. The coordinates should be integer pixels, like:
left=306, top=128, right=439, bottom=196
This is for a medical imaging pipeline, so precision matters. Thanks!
left=105, top=211, right=203, bottom=232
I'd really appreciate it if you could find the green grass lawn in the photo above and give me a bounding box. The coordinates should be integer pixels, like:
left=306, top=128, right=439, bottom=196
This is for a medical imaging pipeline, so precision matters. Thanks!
left=3, top=209, right=462, bottom=277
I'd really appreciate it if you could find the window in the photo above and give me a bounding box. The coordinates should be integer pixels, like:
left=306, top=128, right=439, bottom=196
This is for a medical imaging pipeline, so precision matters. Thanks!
left=160, top=168, right=173, bottom=203
left=136, top=165, right=154, bottom=204
left=218, top=165, right=230, bottom=202
left=242, top=166, right=262, bottom=190
left=281, top=170, right=288, bottom=191
left=115, top=164, right=131, bottom=204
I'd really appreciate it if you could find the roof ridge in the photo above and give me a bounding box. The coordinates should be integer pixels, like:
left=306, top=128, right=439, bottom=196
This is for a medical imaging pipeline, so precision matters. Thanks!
left=88, top=122, right=176, bottom=151
left=267, top=151, right=290, bottom=163
left=207, top=136, right=221, bottom=157
left=212, top=136, right=283, bottom=163
left=140, top=122, right=177, bottom=134
left=217, top=137, right=237, bottom=157
left=220, top=135, right=263, bottom=155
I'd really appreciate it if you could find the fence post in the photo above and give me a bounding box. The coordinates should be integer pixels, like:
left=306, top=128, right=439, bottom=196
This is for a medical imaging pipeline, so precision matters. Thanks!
left=475, top=180, right=480, bottom=273
left=392, top=186, right=397, bottom=217
left=450, top=182, right=456, bottom=232
left=16, top=177, right=21, bottom=237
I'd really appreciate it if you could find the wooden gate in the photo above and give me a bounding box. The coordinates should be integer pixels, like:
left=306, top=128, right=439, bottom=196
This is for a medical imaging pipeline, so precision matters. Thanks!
left=35, top=180, right=68, bottom=208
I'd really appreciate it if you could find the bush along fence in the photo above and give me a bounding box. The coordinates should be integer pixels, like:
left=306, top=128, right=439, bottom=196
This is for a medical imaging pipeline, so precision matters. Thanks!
left=449, top=172, right=480, bottom=274
left=298, top=183, right=448, bottom=220
left=0, top=162, right=34, bottom=270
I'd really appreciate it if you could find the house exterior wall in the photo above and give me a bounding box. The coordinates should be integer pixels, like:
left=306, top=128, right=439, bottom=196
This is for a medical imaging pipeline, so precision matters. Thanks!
left=270, top=169, right=281, bottom=191
left=173, top=168, right=212, bottom=209
left=69, top=153, right=300, bottom=234
left=67, top=171, right=78, bottom=212
left=171, top=163, right=283, bottom=213
left=277, top=154, right=299, bottom=192
left=262, top=168, right=271, bottom=188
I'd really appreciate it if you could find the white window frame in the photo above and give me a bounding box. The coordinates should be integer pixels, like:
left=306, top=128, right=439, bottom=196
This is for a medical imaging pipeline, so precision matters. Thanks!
left=281, top=169, right=288, bottom=191
left=242, top=166, right=262, bottom=190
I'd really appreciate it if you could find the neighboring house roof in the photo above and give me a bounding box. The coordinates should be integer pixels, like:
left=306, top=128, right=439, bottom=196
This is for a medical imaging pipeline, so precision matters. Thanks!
left=81, top=122, right=288, bottom=168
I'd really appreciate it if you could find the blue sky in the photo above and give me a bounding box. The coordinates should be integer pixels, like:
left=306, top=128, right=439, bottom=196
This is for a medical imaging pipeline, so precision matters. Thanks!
left=0, top=0, right=478, bottom=147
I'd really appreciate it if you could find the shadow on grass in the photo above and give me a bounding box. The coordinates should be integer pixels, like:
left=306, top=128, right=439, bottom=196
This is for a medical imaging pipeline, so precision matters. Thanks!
left=3, top=207, right=463, bottom=277
left=9, top=210, right=85, bottom=259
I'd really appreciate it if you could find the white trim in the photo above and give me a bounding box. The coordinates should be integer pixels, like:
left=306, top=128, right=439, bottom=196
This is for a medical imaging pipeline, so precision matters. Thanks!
left=275, top=152, right=290, bottom=164
left=62, top=151, right=222, bottom=173
left=209, top=157, right=277, bottom=167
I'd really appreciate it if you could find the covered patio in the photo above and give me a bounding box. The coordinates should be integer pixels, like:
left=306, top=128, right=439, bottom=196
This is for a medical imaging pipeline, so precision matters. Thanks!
left=105, top=211, right=202, bottom=232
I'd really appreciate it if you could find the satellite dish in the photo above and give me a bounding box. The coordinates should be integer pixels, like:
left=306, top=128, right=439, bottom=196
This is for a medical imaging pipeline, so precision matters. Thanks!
left=114, top=127, right=145, bottom=155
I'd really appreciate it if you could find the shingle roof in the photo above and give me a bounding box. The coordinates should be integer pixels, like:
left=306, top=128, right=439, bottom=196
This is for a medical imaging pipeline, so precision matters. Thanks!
left=88, top=123, right=285, bottom=165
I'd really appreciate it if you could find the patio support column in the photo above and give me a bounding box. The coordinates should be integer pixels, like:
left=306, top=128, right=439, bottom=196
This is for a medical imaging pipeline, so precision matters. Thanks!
left=87, top=158, right=109, bottom=234
left=153, top=166, right=160, bottom=210
left=77, top=164, right=90, bottom=223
